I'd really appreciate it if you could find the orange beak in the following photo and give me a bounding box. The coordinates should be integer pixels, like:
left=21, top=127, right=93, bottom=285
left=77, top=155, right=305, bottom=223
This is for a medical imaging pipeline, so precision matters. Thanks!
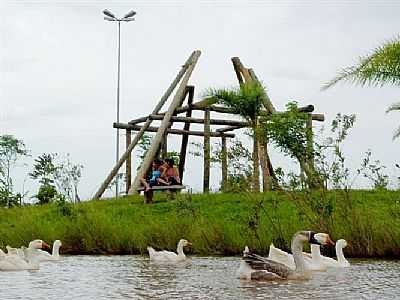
left=41, top=241, right=51, bottom=251
left=327, top=236, right=335, bottom=246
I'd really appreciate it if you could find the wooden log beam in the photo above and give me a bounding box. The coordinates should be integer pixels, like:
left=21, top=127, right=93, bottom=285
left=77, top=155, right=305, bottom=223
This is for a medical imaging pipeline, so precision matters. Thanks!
left=259, top=111, right=324, bottom=122
left=147, top=115, right=250, bottom=126
left=221, top=136, right=228, bottom=190
left=125, top=130, right=132, bottom=195
left=216, top=125, right=244, bottom=133
left=231, top=57, right=252, bottom=82
left=129, top=116, right=149, bottom=125
left=179, top=86, right=195, bottom=183
left=203, top=109, right=211, bottom=193
left=129, top=52, right=205, bottom=194
left=114, top=123, right=235, bottom=138
left=165, top=102, right=235, bottom=115
left=310, top=114, right=324, bottom=122
left=92, top=50, right=200, bottom=200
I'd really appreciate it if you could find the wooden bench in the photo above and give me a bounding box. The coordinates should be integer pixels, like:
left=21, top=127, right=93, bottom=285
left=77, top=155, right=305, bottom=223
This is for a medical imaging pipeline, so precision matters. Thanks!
left=136, top=185, right=186, bottom=203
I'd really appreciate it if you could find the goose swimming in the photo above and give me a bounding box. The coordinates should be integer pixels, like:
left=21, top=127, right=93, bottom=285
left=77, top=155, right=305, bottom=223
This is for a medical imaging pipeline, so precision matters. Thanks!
left=239, top=231, right=334, bottom=280
left=147, top=239, right=192, bottom=263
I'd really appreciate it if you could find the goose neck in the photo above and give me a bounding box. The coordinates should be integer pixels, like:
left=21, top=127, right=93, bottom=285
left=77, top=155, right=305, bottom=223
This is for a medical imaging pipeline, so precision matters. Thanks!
left=52, top=243, right=61, bottom=258
left=291, top=234, right=306, bottom=272
left=311, top=244, right=321, bottom=260
left=336, top=244, right=347, bottom=264
left=176, top=242, right=185, bottom=257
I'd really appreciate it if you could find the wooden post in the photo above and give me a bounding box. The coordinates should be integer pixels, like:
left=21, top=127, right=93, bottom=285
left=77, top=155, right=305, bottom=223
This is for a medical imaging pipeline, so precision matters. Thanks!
left=203, top=108, right=211, bottom=193
left=259, top=142, right=271, bottom=192
left=92, top=50, right=199, bottom=200
left=125, top=129, right=132, bottom=194
left=129, top=50, right=202, bottom=194
left=161, top=133, right=168, bottom=158
left=179, top=86, right=194, bottom=182
left=306, top=114, right=314, bottom=169
left=221, top=136, right=228, bottom=191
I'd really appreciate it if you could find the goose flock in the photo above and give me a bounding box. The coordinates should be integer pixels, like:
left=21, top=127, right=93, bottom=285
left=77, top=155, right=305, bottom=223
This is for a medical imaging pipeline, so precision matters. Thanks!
left=0, top=240, right=62, bottom=271
left=1, top=232, right=349, bottom=282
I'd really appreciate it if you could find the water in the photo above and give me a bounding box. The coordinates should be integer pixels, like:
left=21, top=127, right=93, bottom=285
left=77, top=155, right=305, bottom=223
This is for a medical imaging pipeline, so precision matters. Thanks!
left=1, top=256, right=399, bottom=299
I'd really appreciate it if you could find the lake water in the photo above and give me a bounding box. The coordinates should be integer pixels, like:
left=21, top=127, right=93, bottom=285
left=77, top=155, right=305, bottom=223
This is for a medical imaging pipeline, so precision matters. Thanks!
left=0, top=256, right=399, bottom=299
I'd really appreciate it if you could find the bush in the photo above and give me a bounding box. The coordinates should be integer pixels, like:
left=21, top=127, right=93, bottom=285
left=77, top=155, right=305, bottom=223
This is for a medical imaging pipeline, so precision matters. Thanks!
left=35, top=184, right=57, bottom=205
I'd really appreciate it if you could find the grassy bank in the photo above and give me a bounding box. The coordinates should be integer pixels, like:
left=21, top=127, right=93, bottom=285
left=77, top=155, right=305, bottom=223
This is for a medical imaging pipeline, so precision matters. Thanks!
left=0, top=190, right=399, bottom=258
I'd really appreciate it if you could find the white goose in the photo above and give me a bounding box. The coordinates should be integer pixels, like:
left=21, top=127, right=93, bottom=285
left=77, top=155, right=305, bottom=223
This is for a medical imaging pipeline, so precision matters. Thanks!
left=238, top=231, right=333, bottom=280
left=318, top=239, right=350, bottom=267
left=27, top=240, right=62, bottom=262
left=0, top=240, right=49, bottom=271
left=147, top=239, right=192, bottom=263
left=268, top=238, right=335, bottom=271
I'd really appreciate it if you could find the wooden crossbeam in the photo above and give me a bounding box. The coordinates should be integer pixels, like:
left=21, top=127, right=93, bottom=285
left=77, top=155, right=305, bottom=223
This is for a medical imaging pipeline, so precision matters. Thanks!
left=147, top=115, right=250, bottom=126
left=114, top=123, right=235, bottom=138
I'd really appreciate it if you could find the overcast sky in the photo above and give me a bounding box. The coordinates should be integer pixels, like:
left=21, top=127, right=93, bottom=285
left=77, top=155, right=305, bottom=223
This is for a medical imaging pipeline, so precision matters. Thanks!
left=1, top=0, right=400, bottom=200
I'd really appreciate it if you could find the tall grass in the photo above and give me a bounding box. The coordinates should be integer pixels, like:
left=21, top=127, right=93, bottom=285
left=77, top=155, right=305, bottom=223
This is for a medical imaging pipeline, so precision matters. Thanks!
left=0, top=190, right=399, bottom=257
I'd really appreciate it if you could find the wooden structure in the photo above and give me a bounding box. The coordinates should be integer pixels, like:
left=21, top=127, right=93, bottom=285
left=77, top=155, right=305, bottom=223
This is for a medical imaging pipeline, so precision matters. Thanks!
left=92, top=50, right=325, bottom=201
left=136, top=185, right=185, bottom=203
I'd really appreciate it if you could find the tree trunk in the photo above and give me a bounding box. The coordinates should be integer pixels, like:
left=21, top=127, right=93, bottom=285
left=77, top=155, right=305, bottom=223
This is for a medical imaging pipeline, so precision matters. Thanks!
left=221, top=136, right=228, bottom=191
left=252, top=122, right=260, bottom=192
left=203, top=109, right=211, bottom=193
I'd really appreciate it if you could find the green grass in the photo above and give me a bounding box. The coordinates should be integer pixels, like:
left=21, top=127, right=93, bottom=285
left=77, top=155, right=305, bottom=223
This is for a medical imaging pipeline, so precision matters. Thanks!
left=0, top=190, right=399, bottom=257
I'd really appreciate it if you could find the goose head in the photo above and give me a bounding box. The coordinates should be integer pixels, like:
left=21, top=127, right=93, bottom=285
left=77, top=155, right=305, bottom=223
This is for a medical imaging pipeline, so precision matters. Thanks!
left=336, top=239, right=348, bottom=249
left=53, top=240, right=62, bottom=248
left=28, top=239, right=51, bottom=251
left=178, top=239, right=192, bottom=247
left=309, top=232, right=335, bottom=246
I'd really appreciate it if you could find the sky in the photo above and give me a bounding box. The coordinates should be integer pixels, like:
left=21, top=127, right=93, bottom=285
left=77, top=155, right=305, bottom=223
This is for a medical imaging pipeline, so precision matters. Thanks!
left=1, top=0, right=400, bottom=200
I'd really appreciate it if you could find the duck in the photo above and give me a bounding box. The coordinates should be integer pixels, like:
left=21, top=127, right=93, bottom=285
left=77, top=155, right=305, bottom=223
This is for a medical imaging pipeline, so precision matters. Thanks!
left=239, top=231, right=334, bottom=280
left=147, top=239, right=192, bottom=263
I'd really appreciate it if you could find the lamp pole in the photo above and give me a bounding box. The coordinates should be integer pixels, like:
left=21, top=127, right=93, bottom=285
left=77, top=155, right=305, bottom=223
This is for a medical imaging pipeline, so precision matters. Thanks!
left=103, top=9, right=136, bottom=198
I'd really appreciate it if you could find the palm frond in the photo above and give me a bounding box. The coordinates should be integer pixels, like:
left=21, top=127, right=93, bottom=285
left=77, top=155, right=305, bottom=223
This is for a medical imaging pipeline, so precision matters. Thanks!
left=204, top=82, right=266, bottom=122
left=386, top=102, right=400, bottom=113
left=322, top=37, right=400, bottom=90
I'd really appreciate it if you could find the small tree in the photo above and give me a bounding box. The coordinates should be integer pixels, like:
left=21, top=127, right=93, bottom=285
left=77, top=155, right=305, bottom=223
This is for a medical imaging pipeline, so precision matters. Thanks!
left=0, top=135, right=28, bottom=207
left=54, top=154, right=83, bottom=203
left=260, top=102, right=323, bottom=189
left=30, top=153, right=83, bottom=204
left=205, top=82, right=265, bottom=192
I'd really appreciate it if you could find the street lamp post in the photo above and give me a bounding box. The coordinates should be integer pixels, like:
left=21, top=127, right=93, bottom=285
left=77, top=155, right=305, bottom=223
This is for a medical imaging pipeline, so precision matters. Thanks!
left=103, top=9, right=136, bottom=199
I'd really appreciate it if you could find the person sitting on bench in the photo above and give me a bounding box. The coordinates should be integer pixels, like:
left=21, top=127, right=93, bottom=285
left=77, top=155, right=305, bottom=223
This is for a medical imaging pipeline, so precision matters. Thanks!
left=161, top=158, right=181, bottom=185
left=140, top=159, right=169, bottom=192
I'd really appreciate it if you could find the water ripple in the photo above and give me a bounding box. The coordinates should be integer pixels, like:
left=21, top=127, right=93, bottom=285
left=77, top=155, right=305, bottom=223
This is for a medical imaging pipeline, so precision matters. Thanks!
left=0, top=256, right=399, bottom=299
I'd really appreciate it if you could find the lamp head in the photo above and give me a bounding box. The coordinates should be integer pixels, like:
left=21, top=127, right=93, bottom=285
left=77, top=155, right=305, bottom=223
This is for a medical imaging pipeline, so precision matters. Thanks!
left=103, top=9, right=116, bottom=19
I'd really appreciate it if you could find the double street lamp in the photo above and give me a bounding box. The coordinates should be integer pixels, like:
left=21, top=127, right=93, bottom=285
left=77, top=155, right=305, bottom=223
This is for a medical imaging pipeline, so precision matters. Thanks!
left=103, top=9, right=136, bottom=198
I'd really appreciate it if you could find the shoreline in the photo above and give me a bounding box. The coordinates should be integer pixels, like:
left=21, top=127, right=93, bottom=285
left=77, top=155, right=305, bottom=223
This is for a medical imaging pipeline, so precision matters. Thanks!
left=1, top=190, right=399, bottom=258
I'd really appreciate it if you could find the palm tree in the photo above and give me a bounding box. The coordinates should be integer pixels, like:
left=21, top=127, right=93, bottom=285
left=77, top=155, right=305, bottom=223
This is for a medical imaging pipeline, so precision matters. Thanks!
left=322, top=37, right=400, bottom=139
left=205, top=82, right=265, bottom=192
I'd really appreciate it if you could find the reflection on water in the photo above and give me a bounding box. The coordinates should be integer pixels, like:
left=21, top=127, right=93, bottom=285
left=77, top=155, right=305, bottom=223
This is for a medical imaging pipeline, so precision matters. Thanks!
left=0, top=256, right=399, bottom=299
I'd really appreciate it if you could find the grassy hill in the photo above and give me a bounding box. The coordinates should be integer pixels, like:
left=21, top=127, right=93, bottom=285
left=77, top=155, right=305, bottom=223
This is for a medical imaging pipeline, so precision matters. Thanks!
left=1, top=190, right=399, bottom=257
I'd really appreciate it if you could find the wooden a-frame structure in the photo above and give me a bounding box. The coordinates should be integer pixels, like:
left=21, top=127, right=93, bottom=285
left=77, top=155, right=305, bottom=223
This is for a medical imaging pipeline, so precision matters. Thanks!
left=92, top=50, right=325, bottom=199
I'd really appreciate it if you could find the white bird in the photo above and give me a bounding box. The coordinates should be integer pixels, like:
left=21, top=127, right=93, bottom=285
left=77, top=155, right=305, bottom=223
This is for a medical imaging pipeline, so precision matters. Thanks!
left=238, top=231, right=334, bottom=280
left=147, top=239, right=192, bottom=263
left=26, top=240, right=62, bottom=262
left=0, top=243, right=47, bottom=271
left=318, top=239, right=350, bottom=268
